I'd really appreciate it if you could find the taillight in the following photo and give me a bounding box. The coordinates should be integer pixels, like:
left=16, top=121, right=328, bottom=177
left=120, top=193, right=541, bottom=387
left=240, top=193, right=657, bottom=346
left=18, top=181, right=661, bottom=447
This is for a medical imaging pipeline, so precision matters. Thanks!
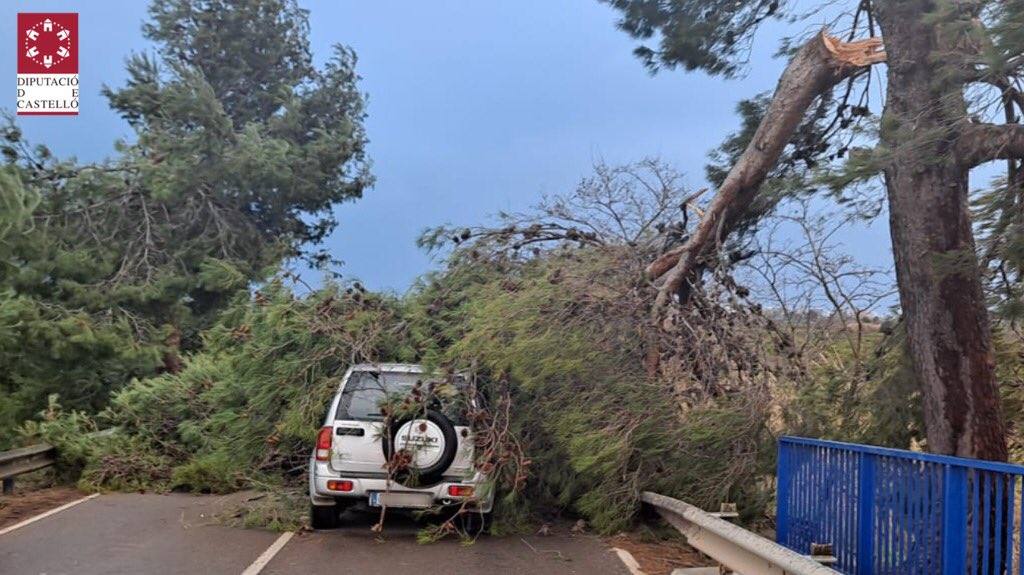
left=447, top=485, right=474, bottom=497
left=315, top=426, right=332, bottom=461
left=327, top=480, right=354, bottom=492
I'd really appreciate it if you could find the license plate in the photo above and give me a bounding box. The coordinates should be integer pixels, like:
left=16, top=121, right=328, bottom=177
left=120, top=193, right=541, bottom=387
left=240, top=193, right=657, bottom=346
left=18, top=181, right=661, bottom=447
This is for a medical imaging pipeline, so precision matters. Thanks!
left=368, top=491, right=433, bottom=509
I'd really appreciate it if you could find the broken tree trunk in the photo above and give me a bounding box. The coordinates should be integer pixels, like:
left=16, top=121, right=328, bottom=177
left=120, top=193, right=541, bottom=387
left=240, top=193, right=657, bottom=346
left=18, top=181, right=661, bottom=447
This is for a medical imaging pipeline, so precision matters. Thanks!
left=648, top=32, right=885, bottom=309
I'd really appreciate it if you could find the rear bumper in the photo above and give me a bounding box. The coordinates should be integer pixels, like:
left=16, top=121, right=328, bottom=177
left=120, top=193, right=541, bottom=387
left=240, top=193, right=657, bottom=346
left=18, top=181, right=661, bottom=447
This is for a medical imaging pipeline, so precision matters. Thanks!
left=309, top=459, right=493, bottom=513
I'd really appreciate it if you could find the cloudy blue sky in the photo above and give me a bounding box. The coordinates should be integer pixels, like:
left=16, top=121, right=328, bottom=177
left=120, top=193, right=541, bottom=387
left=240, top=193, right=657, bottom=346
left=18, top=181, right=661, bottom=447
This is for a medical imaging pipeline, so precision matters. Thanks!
left=3, top=0, right=893, bottom=293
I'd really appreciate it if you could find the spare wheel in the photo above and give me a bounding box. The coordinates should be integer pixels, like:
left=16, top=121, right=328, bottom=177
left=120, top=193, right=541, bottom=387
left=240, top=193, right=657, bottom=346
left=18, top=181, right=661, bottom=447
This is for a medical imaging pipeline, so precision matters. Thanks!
left=381, top=408, right=458, bottom=486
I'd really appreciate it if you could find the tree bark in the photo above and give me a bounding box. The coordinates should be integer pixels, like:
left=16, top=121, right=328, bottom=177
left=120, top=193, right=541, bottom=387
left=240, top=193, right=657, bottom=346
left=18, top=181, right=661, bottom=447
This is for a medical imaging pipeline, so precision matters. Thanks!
left=876, top=1, right=1007, bottom=461
left=650, top=32, right=884, bottom=309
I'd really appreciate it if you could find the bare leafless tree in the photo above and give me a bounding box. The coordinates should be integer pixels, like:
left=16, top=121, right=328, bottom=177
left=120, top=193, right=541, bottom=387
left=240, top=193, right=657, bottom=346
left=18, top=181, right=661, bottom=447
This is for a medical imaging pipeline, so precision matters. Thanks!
left=419, top=158, right=704, bottom=267
left=742, top=201, right=896, bottom=366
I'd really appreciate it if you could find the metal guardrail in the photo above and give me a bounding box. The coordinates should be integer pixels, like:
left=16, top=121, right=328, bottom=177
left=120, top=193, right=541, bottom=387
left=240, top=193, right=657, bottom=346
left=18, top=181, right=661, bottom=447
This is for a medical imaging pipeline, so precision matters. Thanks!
left=777, top=436, right=1024, bottom=575
left=0, top=443, right=56, bottom=494
left=0, top=429, right=115, bottom=495
left=642, top=491, right=840, bottom=575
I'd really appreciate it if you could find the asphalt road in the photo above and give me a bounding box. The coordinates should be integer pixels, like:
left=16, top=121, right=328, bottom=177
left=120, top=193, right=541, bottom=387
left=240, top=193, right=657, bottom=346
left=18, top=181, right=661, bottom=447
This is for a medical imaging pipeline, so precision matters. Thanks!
left=0, top=493, right=629, bottom=575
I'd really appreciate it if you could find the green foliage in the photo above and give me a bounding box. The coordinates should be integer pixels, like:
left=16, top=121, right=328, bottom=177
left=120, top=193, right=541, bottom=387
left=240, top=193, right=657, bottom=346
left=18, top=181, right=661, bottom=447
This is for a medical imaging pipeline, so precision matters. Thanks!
left=420, top=250, right=777, bottom=533
left=13, top=0, right=1024, bottom=542
left=32, top=235, right=783, bottom=534
left=0, top=290, right=165, bottom=446
left=0, top=166, right=37, bottom=247
left=0, top=0, right=370, bottom=446
left=975, top=175, right=1024, bottom=323
left=19, top=395, right=102, bottom=482
left=601, top=0, right=786, bottom=77
left=171, top=452, right=245, bottom=493
left=785, top=326, right=925, bottom=449
left=143, top=0, right=315, bottom=126
left=74, top=281, right=410, bottom=493
left=79, top=436, right=175, bottom=492
left=221, top=489, right=308, bottom=531
left=987, top=1, right=1024, bottom=72
left=996, top=329, right=1024, bottom=461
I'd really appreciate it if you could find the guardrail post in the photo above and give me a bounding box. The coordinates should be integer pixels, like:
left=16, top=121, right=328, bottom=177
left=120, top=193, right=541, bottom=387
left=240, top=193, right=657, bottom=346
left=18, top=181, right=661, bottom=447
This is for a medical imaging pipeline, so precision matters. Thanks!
left=777, top=440, right=791, bottom=545
left=855, top=451, right=875, bottom=575
left=941, top=465, right=968, bottom=573
left=643, top=491, right=843, bottom=575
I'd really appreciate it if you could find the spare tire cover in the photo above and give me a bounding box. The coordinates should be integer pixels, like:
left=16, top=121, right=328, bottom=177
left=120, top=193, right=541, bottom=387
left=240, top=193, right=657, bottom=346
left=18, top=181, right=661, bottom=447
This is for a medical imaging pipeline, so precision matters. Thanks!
left=382, top=409, right=458, bottom=486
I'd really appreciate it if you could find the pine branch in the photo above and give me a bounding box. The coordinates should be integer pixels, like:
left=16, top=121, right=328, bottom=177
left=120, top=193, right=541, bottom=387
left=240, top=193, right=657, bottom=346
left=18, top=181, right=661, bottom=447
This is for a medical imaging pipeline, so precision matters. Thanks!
left=959, top=123, right=1024, bottom=167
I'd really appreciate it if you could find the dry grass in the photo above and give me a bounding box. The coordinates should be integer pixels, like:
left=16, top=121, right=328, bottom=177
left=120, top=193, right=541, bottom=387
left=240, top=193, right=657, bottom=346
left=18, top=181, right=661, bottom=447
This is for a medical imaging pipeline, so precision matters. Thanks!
left=607, top=532, right=706, bottom=575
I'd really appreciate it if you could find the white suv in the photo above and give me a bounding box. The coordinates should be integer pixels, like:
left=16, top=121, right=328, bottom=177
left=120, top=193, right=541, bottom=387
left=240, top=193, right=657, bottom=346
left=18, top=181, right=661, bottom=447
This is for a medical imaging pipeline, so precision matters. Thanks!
left=308, top=363, right=493, bottom=530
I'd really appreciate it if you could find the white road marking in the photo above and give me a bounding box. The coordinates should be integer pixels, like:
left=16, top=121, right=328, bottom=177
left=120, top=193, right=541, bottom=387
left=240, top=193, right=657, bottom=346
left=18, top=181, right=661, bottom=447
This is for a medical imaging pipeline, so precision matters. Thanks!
left=613, top=547, right=647, bottom=575
left=241, top=531, right=294, bottom=575
left=0, top=493, right=100, bottom=536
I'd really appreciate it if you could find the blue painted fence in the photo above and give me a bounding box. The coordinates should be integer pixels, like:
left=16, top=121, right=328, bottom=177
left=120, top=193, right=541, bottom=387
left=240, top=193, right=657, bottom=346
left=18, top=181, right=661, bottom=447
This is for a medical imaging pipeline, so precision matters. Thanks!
left=777, top=436, right=1024, bottom=574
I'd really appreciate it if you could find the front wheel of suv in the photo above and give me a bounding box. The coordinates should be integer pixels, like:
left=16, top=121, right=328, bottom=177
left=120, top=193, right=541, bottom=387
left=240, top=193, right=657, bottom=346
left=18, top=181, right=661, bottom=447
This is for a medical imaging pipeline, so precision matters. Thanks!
left=310, top=503, right=339, bottom=530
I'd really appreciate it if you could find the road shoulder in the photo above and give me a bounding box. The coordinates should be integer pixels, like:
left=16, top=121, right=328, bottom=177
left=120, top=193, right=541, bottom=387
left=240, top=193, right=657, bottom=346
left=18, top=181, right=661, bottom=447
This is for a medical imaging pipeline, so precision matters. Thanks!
left=0, top=485, right=87, bottom=530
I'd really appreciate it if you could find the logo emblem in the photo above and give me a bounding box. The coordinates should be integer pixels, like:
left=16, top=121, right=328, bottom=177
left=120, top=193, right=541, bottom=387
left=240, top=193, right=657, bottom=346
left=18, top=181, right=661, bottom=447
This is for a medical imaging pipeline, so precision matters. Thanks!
left=17, top=13, right=79, bottom=116
left=23, top=18, right=74, bottom=71
left=395, top=420, right=445, bottom=469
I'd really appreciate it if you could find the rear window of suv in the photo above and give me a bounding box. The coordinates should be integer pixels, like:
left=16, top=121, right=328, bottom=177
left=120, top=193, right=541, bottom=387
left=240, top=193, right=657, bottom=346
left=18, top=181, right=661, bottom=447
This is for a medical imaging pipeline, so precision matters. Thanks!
left=334, top=370, right=470, bottom=424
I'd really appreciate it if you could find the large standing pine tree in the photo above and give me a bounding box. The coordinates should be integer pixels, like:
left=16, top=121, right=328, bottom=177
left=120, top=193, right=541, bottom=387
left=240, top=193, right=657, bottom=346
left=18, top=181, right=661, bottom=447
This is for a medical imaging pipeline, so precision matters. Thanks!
left=0, top=0, right=370, bottom=444
left=605, top=0, right=1024, bottom=461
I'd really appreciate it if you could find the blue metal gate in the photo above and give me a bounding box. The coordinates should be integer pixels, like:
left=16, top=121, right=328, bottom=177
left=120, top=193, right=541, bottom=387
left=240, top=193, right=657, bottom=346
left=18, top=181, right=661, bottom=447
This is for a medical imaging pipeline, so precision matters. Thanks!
left=777, top=436, right=1024, bottom=574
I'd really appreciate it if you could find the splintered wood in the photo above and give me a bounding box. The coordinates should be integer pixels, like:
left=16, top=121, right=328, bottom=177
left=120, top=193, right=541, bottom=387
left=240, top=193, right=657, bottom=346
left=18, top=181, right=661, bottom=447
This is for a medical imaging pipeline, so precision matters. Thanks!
left=820, top=34, right=886, bottom=68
